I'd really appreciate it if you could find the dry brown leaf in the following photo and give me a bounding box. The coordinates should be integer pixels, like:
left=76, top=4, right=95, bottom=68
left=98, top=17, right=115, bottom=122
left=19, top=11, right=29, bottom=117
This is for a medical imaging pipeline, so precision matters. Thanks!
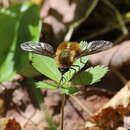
left=99, top=82, right=130, bottom=109
left=0, top=118, right=21, bottom=130
left=5, top=118, right=21, bottom=130
left=40, top=0, right=96, bottom=44
left=85, top=81, right=130, bottom=129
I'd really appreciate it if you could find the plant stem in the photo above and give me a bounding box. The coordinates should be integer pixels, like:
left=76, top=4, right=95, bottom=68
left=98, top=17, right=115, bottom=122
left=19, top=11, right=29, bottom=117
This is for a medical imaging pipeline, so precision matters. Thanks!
left=101, top=0, right=128, bottom=36
left=60, top=94, right=66, bottom=130
left=113, top=69, right=127, bottom=85
left=80, top=14, right=130, bottom=42
left=64, top=0, right=99, bottom=42
left=70, top=95, right=93, bottom=116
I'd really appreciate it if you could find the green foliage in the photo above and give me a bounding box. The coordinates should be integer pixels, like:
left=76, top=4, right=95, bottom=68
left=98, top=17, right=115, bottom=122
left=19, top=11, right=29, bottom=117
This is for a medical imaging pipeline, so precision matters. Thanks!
left=36, top=81, right=58, bottom=90
left=32, top=55, right=61, bottom=82
left=63, top=56, right=89, bottom=82
left=72, top=66, right=108, bottom=85
left=0, top=1, right=41, bottom=82
left=26, top=78, right=43, bottom=107
left=32, top=41, right=108, bottom=95
left=45, top=112, right=58, bottom=130
left=60, top=87, right=80, bottom=95
left=79, top=41, right=88, bottom=50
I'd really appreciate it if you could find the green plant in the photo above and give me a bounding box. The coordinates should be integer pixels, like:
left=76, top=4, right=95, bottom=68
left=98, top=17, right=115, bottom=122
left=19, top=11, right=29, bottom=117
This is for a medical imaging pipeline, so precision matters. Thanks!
left=31, top=41, right=108, bottom=130
left=33, top=41, right=108, bottom=95
left=0, top=1, right=41, bottom=82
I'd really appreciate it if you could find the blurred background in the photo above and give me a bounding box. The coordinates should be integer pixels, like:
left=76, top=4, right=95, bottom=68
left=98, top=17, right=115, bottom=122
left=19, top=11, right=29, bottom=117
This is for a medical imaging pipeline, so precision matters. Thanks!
left=0, top=0, right=130, bottom=129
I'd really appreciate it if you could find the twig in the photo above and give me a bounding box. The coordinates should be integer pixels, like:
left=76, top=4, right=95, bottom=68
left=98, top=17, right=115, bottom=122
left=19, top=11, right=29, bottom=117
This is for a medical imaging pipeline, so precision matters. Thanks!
left=101, top=0, right=128, bottom=36
left=80, top=24, right=116, bottom=41
left=70, top=95, right=93, bottom=116
left=68, top=99, right=86, bottom=121
left=114, top=34, right=128, bottom=44
left=80, top=24, right=124, bottom=41
left=60, top=94, right=65, bottom=130
left=113, top=69, right=127, bottom=85
left=60, top=94, right=66, bottom=130
left=80, top=1, right=130, bottom=42
left=64, top=0, right=99, bottom=42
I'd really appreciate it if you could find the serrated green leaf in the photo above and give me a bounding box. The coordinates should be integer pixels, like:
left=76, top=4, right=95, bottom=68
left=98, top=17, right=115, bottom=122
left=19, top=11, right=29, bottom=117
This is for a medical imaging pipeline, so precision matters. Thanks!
left=60, top=87, right=80, bottom=95
left=72, top=65, right=108, bottom=85
left=63, top=56, right=89, bottom=82
left=0, top=2, right=41, bottom=82
left=36, top=81, right=58, bottom=90
left=79, top=41, right=88, bottom=50
left=32, top=55, right=61, bottom=82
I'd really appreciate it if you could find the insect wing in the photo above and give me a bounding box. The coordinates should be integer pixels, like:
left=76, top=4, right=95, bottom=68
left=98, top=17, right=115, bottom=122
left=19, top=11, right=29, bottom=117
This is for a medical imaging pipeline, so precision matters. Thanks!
left=78, top=40, right=113, bottom=58
left=20, top=41, right=55, bottom=57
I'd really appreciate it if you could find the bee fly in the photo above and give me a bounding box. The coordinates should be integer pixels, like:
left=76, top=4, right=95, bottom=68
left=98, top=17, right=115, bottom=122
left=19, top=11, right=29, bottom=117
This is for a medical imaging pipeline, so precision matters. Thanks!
left=20, top=40, right=113, bottom=81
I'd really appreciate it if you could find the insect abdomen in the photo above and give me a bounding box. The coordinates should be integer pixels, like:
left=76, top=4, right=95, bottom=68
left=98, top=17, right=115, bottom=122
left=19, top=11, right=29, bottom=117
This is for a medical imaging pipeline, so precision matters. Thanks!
left=58, top=50, right=72, bottom=66
left=55, top=42, right=81, bottom=67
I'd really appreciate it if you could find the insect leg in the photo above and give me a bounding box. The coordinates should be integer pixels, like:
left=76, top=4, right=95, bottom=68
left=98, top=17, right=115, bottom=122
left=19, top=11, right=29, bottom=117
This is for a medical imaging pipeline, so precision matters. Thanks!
left=59, top=75, right=66, bottom=87
left=71, top=64, right=80, bottom=72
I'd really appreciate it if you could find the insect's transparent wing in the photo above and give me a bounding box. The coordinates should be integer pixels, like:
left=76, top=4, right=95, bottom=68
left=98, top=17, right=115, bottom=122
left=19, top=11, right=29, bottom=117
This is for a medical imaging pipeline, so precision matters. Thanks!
left=20, top=41, right=55, bottom=57
left=77, top=40, right=113, bottom=58
left=87, top=40, right=113, bottom=53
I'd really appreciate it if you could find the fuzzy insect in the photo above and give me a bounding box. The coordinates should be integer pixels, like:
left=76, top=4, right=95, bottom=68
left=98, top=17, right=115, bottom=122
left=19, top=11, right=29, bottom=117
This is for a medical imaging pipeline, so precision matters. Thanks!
left=20, top=40, right=112, bottom=79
